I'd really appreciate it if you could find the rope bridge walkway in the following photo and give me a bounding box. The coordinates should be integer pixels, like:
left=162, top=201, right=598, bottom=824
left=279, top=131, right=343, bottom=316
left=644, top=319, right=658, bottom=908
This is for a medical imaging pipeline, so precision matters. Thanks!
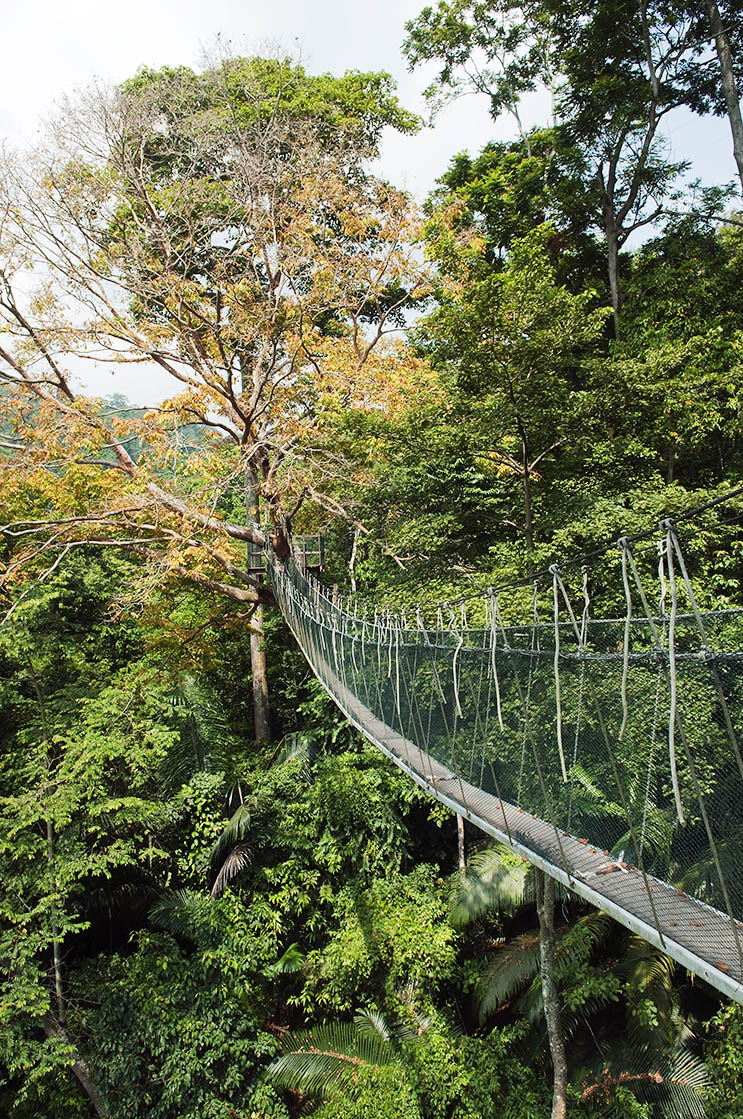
left=266, top=520, right=743, bottom=1004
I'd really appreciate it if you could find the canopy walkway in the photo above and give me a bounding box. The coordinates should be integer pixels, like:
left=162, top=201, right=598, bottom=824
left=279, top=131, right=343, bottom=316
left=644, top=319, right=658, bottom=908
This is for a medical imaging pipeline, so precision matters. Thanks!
left=266, top=521, right=743, bottom=1004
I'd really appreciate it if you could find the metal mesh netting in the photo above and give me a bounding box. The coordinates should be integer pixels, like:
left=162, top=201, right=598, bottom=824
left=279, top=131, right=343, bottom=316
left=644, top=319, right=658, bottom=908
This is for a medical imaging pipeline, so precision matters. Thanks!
left=266, top=531, right=743, bottom=1003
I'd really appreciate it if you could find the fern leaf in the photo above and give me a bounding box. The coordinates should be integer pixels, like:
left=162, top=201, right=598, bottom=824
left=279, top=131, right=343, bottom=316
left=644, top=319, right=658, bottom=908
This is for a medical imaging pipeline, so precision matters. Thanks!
left=209, top=802, right=252, bottom=865
left=449, top=844, right=531, bottom=926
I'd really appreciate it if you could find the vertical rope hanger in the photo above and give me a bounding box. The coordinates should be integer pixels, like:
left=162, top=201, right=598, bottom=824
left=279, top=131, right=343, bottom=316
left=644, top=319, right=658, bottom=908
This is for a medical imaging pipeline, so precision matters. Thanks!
left=393, top=617, right=402, bottom=725
left=662, top=523, right=686, bottom=827
left=657, top=521, right=743, bottom=974
left=488, top=590, right=506, bottom=731
left=623, top=540, right=684, bottom=826
left=549, top=564, right=569, bottom=783
left=490, top=585, right=576, bottom=887
left=449, top=603, right=465, bottom=720
left=566, top=568, right=590, bottom=830
left=618, top=538, right=633, bottom=741
left=579, top=565, right=591, bottom=647
left=619, top=538, right=668, bottom=912
left=516, top=585, right=540, bottom=809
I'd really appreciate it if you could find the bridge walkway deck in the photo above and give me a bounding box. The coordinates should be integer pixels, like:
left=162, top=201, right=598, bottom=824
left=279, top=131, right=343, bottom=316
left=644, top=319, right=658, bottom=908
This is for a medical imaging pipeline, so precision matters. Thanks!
left=311, top=649, right=743, bottom=1006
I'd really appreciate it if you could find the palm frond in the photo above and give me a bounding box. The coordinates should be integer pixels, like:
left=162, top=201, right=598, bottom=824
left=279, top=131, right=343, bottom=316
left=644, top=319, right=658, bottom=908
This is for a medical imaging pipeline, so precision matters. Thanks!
left=272, top=732, right=314, bottom=781
left=553, top=911, right=615, bottom=979
left=617, top=936, right=678, bottom=1048
left=209, top=802, right=252, bottom=865
left=478, top=930, right=541, bottom=1019
left=82, top=879, right=158, bottom=923
left=166, top=672, right=237, bottom=778
left=272, top=941, right=306, bottom=975
left=484, top=911, right=615, bottom=1027
left=576, top=1043, right=707, bottom=1119
left=393, top=981, right=437, bottom=1039
left=266, top=1022, right=395, bottom=1097
left=148, top=888, right=202, bottom=935
left=211, top=841, right=252, bottom=897
left=449, top=844, right=532, bottom=926
left=354, top=1009, right=393, bottom=1044
left=569, top=764, right=625, bottom=818
left=262, top=942, right=306, bottom=981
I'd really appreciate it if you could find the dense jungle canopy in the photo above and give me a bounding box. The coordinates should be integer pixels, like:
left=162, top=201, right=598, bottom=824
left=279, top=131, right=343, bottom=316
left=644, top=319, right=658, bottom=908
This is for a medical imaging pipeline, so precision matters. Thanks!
left=4, top=3, right=743, bottom=1116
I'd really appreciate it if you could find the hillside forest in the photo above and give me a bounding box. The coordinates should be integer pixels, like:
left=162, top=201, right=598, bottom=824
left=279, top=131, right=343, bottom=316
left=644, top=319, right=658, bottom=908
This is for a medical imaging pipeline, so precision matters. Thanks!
left=4, top=2, right=743, bottom=1117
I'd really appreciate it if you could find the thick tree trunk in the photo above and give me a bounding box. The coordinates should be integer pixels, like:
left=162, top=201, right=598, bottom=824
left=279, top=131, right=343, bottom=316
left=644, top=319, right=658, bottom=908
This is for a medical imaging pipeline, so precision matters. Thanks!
left=245, top=469, right=271, bottom=742
left=250, top=605, right=270, bottom=743
left=457, top=814, right=466, bottom=876
left=535, top=870, right=568, bottom=1119
left=42, top=1016, right=108, bottom=1117
left=705, top=1, right=743, bottom=193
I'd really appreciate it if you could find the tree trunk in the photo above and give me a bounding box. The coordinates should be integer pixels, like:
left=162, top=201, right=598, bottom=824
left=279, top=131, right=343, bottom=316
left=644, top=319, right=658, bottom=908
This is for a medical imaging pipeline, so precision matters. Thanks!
left=46, top=816, right=66, bottom=1025
left=457, top=814, right=466, bottom=876
left=250, top=605, right=270, bottom=742
left=42, top=1016, right=108, bottom=1117
left=245, top=468, right=271, bottom=742
left=705, top=1, right=743, bottom=193
left=535, top=870, right=568, bottom=1119
left=606, top=221, right=622, bottom=337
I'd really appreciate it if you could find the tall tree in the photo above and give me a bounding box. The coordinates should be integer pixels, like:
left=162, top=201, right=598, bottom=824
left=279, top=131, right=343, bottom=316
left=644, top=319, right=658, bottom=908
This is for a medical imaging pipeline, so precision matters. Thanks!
left=0, top=56, right=429, bottom=620
left=405, top=0, right=730, bottom=329
left=404, top=0, right=557, bottom=146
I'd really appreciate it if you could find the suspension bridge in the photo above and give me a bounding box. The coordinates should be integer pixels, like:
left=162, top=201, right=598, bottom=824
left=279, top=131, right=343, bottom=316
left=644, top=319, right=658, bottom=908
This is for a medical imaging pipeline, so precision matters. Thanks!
left=266, top=517, right=743, bottom=1005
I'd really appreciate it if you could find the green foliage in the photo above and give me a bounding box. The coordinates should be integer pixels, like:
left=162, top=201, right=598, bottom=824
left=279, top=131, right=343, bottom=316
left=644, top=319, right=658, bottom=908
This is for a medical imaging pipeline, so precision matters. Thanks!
left=0, top=554, right=185, bottom=1109
left=449, top=845, right=533, bottom=926
left=3, top=26, right=743, bottom=1119
left=431, top=131, right=601, bottom=289
left=313, top=1064, right=423, bottom=1119
left=405, top=1027, right=548, bottom=1119
left=267, top=1018, right=397, bottom=1097
left=704, top=1001, right=743, bottom=1118
left=71, top=928, right=288, bottom=1119
left=124, top=56, right=420, bottom=160
left=301, top=866, right=457, bottom=1013
left=269, top=1014, right=546, bottom=1119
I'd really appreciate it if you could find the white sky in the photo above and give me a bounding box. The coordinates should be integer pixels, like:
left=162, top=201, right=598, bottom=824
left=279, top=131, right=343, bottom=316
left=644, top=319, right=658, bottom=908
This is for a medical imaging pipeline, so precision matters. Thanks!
left=0, top=0, right=738, bottom=402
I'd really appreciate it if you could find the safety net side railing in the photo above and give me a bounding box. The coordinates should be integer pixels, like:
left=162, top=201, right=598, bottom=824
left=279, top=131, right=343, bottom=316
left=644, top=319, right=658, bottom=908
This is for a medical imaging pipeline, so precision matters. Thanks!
left=266, top=525, right=743, bottom=1004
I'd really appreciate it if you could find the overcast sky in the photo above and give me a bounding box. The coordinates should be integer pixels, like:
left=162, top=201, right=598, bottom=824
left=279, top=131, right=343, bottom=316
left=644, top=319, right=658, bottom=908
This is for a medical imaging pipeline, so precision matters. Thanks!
left=1, top=0, right=499, bottom=198
left=1, top=0, right=738, bottom=401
